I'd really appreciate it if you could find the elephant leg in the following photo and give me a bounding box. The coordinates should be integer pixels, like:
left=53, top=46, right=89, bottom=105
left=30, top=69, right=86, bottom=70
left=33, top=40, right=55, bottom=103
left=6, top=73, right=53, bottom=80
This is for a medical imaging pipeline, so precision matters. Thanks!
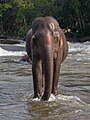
left=41, top=65, right=53, bottom=101
left=52, top=57, right=61, bottom=96
left=32, top=55, right=43, bottom=98
left=41, top=46, right=53, bottom=101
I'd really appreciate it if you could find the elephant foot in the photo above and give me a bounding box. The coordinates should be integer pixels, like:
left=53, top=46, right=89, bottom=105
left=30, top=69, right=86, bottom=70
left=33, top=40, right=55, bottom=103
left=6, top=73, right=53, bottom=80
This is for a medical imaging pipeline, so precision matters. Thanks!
left=52, top=89, right=58, bottom=96
left=34, top=93, right=42, bottom=99
left=41, top=93, right=50, bottom=101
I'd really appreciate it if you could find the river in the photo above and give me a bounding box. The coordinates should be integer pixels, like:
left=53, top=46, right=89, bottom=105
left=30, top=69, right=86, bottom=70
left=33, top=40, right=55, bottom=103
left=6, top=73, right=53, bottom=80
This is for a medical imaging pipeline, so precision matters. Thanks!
left=0, top=41, right=90, bottom=120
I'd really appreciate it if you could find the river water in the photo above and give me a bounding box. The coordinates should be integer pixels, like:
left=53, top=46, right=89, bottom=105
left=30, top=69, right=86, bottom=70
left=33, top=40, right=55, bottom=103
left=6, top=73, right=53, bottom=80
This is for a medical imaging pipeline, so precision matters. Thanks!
left=0, top=42, right=90, bottom=120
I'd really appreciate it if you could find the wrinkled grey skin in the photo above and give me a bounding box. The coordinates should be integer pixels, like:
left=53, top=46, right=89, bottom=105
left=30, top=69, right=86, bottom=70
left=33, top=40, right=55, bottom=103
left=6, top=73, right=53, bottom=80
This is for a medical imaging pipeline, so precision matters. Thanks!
left=26, top=16, right=68, bottom=101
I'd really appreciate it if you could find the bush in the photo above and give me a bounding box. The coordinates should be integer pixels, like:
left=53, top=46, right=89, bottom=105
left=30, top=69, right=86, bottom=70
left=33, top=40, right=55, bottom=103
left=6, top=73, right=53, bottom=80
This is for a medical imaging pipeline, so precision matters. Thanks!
left=17, top=25, right=31, bottom=37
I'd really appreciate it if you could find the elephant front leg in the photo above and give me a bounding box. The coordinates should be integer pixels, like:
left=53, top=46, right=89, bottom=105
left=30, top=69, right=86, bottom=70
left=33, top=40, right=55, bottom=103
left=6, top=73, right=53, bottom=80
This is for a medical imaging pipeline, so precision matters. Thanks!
left=32, top=56, right=43, bottom=98
left=41, top=48, right=53, bottom=101
left=41, top=66, right=53, bottom=101
left=52, top=58, right=61, bottom=96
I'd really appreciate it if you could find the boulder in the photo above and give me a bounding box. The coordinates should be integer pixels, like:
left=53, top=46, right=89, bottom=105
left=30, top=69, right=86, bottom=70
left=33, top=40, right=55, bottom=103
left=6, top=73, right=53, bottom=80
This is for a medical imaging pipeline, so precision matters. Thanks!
left=0, top=39, right=20, bottom=44
left=78, top=36, right=90, bottom=43
left=0, top=34, right=8, bottom=39
left=20, top=54, right=32, bottom=63
left=65, top=32, right=90, bottom=43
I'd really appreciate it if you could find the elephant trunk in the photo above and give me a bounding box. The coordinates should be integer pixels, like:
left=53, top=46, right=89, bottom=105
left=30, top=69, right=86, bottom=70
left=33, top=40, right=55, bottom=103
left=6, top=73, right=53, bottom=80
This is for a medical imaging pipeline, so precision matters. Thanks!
left=33, top=30, right=54, bottom=100
left=41, top=44, right=54, bottom=100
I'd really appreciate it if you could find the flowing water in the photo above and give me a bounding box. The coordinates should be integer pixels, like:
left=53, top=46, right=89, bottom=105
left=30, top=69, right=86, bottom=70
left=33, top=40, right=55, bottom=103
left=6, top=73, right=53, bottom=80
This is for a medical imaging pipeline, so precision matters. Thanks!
left=0, top=41, right=90, bottom=120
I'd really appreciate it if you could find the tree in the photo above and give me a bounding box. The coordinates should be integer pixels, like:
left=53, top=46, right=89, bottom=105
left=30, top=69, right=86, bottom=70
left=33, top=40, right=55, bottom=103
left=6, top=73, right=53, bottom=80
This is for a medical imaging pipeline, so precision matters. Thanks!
left=0, top=0, right=90, bottom=37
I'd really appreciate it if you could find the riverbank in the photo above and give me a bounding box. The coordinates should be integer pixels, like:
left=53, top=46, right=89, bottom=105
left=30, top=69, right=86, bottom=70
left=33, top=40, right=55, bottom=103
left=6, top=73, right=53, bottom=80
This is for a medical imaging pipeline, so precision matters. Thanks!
left=0, top=34, right=90, bottom=44
left=65, top=32, right=90, bottom=43
left=67, top=36, right=90, bottom=43
left=0, top=35, right=23, bottom=44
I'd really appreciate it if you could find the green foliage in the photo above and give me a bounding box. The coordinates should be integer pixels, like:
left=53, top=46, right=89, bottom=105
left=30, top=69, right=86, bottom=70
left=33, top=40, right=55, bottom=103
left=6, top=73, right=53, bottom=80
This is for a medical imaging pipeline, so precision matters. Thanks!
left=0, top=0, right=90, bottom=37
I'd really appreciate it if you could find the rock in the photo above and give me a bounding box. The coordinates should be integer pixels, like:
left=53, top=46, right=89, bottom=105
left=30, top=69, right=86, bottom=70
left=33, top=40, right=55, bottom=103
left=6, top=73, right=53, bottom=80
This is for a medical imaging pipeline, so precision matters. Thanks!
left=0, top=34, right=8, bottom=39
left=65, top=32, right=78, bottom=42
left=0, top=39, right=20, bottom=44
left=20, top=54, right=32, bottom=63
left=65, top=32, right=90, bottom=43
left=23, top=37, right=26, bottom=41
left=65, top=32, right=76, bottom=38
left=78, top=36, right=90, bottom=43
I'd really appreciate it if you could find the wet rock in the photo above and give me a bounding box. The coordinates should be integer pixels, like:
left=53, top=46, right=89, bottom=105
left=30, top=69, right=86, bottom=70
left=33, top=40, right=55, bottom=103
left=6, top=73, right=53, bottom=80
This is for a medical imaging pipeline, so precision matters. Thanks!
left=20, top=54, right=32, bottom=63
left=78, top=36, right=90, bottom=43
left=65, top=32, right=90, bottom=43
left=67, top=37, right=90, bottom=43
left=0, top=39, right=20, bottom=44
left=0, top=34, right=8, bottom=39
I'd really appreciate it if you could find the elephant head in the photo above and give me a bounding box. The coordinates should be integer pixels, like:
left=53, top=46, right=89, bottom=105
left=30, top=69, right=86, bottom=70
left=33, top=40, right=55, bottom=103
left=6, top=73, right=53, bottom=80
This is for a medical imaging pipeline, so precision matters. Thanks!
left=26, top=16, right=68, bottom=101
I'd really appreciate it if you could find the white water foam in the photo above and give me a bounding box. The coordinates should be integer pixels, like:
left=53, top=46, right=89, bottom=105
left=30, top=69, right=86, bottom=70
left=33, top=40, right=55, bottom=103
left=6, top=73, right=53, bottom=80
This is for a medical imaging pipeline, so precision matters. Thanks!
left=23, top=93, right=86, bottom=106
left=49, top=94, right=86, bottom=105
left=68, top=42, right=90, bottom=54
left=0, top=42, right=90, bottom=56
left=56, top=94, right=86, bottom=105
left=32, top=94, right=56, bottom=102
left=0, top=47, right=26, bottom=56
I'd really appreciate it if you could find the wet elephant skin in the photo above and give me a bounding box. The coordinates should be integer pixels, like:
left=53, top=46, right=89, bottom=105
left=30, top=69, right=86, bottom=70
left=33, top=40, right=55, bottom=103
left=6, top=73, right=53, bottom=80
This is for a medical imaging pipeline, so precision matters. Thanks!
left=26, top=16, right=68, bottom=101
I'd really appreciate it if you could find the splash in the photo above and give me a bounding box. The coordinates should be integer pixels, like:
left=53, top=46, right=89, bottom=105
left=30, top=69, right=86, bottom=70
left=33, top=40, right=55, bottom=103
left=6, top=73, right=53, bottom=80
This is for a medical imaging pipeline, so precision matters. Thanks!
left=23, top=93, right=87, bottom=106
left=56, top=94, right=87, bottom=105
left=32, top=94, right=56, bottom=102
left=49, top=94, right=87, bottom=105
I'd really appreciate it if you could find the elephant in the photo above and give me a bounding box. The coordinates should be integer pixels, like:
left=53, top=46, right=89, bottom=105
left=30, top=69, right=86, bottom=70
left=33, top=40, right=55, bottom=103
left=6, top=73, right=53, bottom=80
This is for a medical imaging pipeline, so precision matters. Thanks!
left=26, top=16, right=68, bottom=101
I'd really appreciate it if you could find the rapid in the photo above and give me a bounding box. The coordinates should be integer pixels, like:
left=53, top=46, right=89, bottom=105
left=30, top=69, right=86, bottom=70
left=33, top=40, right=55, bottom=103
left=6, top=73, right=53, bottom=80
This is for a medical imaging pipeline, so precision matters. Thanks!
left=0, top=41, right=90, bottom=120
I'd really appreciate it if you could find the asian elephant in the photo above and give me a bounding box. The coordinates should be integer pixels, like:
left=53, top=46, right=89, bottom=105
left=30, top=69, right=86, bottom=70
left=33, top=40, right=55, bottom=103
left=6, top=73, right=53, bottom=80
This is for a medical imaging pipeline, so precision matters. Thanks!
left=26, top=16, right=68, bottom=101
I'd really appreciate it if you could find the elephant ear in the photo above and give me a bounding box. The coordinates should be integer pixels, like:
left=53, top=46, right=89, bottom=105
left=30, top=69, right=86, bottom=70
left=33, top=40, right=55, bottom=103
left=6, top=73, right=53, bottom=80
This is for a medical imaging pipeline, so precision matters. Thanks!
left=49, top=22, right=63, bottom=48
left=49, top=23, right=55, bottom=30
left=53, top=31, right=63, bottom=48
left=59, top=37, right=63, bottom=48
